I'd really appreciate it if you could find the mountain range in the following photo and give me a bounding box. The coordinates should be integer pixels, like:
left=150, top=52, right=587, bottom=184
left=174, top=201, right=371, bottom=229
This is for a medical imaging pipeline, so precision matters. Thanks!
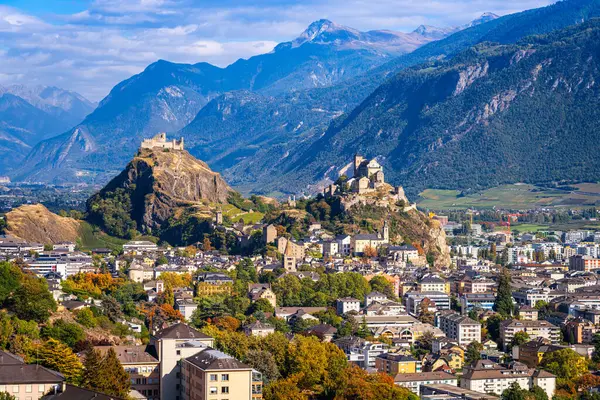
left=10, top=14, right=495, bottom=184
left=0, top=85, right=95, bottom=174
left=11, top=0, right=600, bottom=198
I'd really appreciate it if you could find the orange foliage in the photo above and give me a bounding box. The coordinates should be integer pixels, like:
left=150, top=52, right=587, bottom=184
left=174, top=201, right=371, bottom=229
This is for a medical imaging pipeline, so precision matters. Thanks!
left=62, top=272, right=123, bottom=298
left=214, top=316, right=241, bottom=332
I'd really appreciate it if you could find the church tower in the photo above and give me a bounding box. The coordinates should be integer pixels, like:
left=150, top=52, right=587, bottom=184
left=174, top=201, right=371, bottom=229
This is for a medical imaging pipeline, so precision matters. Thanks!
left=383, top=220, right=390, bottom=243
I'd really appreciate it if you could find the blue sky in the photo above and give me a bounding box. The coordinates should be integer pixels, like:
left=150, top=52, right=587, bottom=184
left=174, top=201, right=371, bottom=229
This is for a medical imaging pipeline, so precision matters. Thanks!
left=0, top=0, right=554, bottom=101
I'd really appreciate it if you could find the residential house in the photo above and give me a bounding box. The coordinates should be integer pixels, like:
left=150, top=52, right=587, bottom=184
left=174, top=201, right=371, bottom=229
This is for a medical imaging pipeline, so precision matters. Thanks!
left=437, top=311, right=481, bottom=347
left=499, top=320, right=560, bottom=351
left=394, top=372, right=457, bottom=394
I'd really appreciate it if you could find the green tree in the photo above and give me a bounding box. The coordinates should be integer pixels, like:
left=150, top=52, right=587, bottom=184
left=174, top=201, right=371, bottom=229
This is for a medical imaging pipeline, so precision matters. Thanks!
left=245, top=349, right=280, bottom=383
left=465, top=341, right=483, bottom=365
left=101, top=295, right=122, bottom=322
left=0, top=393, right=16, bottom=400
left=75, top=308, right=97, bottom=328
left=81, top=348, right=103, bottom=389
left=41, top=319, right=85, bottom=349
left=510, top=331, right=530, bottom=349
left=11, top=276, right=57, bottom=323
left=494, top=269, right=513, bottom=317
left=249, top=298, right=275, bottom=315
left=540, top=348, right=588, bottom=384
left=501, top=382, right=528, bottom=400
left=0, top=262, right=22, bottom=305
left=529, top=386, right=549, bottom=400
left=98, top=348, right=131, bottom=398
left=369, top=276, right=396, bottom=300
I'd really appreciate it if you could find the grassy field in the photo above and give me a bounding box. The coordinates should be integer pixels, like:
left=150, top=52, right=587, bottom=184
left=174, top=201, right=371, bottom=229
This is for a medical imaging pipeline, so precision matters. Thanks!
left=417, top=183, right=600, bottom=210
left=77, top=221, right=127, bottom=251
left=221, top=204, right=264, bottom=224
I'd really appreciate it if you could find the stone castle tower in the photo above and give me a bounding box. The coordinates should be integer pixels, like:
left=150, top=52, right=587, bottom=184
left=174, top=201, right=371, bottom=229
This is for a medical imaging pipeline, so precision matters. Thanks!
left=141, top=133, right=184, bottom=151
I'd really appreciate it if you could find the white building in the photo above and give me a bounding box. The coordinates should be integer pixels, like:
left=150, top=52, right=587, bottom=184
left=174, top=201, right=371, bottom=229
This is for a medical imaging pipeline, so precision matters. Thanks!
left=437, top=311, right=482, bottom=347
left=461, top=360, right=555, bottom=399
left=336, top=297, right=361, bottom=315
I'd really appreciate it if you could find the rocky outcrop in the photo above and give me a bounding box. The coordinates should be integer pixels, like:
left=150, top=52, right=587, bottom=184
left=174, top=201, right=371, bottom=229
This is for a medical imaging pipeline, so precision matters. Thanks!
left=5, top=204, right=81, bottom=244
left=88, top=148, right=233, bottom=233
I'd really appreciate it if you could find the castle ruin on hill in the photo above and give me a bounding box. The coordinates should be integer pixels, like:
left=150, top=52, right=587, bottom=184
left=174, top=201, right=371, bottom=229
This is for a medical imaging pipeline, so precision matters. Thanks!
left=141, top=133, right=184, bottom=151
left=323, top=154, right=415, bottom=212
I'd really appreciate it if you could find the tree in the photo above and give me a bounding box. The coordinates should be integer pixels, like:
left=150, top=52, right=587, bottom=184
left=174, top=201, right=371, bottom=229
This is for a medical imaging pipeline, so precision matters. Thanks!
left=369, top=276, right=396, bottom=300
left=528, top=386, right=549, bottom=400
left=540, top=348, right=588, bottom=386
left=245, top=349, right=280, bottom=383
left=593, top=333, right=600, bottom=363
left=332, top=364, right=419, bottom=400
left=81, top=349, right=103, bottom=389
left=98, top=348, right=131, bottom=398
left=510, top=331, right=530, bottom=349
left=501, top=382, right=528, bottom=400
left=202, top=237, right=212, bottom=251
left=494, top=269, right=514, bottom=317
left=465, top=341, right=483, bottom=365
left=101, top=295, right=122, bottom=322
left=11, top=276, right=57, bottom=323
left=363, top=246, right=378, bottom=258
left=155, top=255, right=168, bottom=266
left=486, top=314, right=506, bottom=342
left=0, top=262, right=22, bottom=305
left=417, top=298, right=435, bottom=325
left=41, top=319, right=85, bottom=349
left=264, top=374, right=307, bottom=400
left=418, top=331, right=436, bottom=351
left=249, top=298, right=275, bottom=315
left=75, top=308, right=97, bottom=328
left=0, top=393, right=16, bottom=400
left=38, top=338, right=83, bottom=384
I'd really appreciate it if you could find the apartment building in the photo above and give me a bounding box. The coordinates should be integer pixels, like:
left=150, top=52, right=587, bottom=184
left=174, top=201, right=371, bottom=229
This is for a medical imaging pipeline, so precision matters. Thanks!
left=375, top=353, right=421, bottom=375
left=336, top=297, right=361, bottom=315
left=499, top=320, right=560, bottom=351
left=180, top=349, right=262, bottom=400
left=417, top=276, right=450, bottom=294
left=404, top=292, right=451, bottom=314
left=149, top=323, right=215, bottom=400
left=394, top=372, right=457, bottom=394
left=569, top=255, right=600, bottom=272
left=95, top=345, right=160, bottom=400
left=437, top=311, right=481, bottom=347
left=460, top=360, right=555, bottom=399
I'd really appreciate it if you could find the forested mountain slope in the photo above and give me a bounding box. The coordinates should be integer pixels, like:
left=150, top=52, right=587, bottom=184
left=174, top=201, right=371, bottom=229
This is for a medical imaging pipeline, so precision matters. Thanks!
left=280, top=21, right=600, bottom=196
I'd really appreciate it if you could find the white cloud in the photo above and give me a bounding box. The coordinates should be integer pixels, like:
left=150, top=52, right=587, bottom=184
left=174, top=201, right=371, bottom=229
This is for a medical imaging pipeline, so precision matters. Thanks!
left=0, top=0, right=555, bottom=101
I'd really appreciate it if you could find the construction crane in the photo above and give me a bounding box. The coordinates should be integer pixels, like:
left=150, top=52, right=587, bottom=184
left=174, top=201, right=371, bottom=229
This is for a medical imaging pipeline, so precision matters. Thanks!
left=504, top=213, right=525, bottom=234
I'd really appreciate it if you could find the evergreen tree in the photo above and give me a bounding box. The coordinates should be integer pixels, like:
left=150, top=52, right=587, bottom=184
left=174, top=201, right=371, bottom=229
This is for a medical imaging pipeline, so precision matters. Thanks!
left=81, top=348, right=102, bottom=390
left=98, top=348, right=131, bottom=398
left=38, top=338, right=83, bottom=384
left=357, top=317, right=370, bottom=338
left=494, top=269, right=513, bottom=317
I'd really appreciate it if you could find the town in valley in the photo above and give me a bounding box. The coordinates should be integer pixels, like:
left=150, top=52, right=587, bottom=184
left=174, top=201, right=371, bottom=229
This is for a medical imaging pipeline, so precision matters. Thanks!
left=3, top=1, right=600, bottom=400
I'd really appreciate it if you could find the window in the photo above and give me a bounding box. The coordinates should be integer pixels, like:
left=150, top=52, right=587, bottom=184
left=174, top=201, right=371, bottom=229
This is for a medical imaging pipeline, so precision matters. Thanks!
left=221, top=387, right=229, bottom=394
left=176, top=350, right=181, bottom=356
left=210, top=374, right=218, bottom=381
left=26, top=385, right=32, bottom=393
left=12, top=386, right=19, bottom=393
left=209, top=387, right=218, bottom=395
left=0, top=386, right=4, bottom=393
left=221, top=374, right=229, bottom=381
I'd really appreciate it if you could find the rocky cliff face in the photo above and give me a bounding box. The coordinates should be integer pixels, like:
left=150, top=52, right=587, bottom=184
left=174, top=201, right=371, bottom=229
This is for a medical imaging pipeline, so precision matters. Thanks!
left=87, top=148, right=233, bottom=234
left=5, top=204, right=81, bottom=244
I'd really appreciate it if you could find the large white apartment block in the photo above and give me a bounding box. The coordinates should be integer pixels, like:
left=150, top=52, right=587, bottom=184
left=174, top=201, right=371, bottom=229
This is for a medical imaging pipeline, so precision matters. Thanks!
left=437, top=311, right=482, bottom=347
left=461, top=360, right=555, bottom=399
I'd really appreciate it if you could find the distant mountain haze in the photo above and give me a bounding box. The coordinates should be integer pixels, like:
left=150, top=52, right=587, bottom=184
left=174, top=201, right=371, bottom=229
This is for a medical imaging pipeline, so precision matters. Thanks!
left=0, top=85, right=95, bottom=174
left=15, top=2, right=600, bottom=197
left=12, top=16, right=479, bottom=183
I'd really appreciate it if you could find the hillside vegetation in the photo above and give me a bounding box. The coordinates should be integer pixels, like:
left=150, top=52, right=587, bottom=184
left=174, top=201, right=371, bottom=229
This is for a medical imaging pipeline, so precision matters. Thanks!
left=283, top=20, right=600, bottom=196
